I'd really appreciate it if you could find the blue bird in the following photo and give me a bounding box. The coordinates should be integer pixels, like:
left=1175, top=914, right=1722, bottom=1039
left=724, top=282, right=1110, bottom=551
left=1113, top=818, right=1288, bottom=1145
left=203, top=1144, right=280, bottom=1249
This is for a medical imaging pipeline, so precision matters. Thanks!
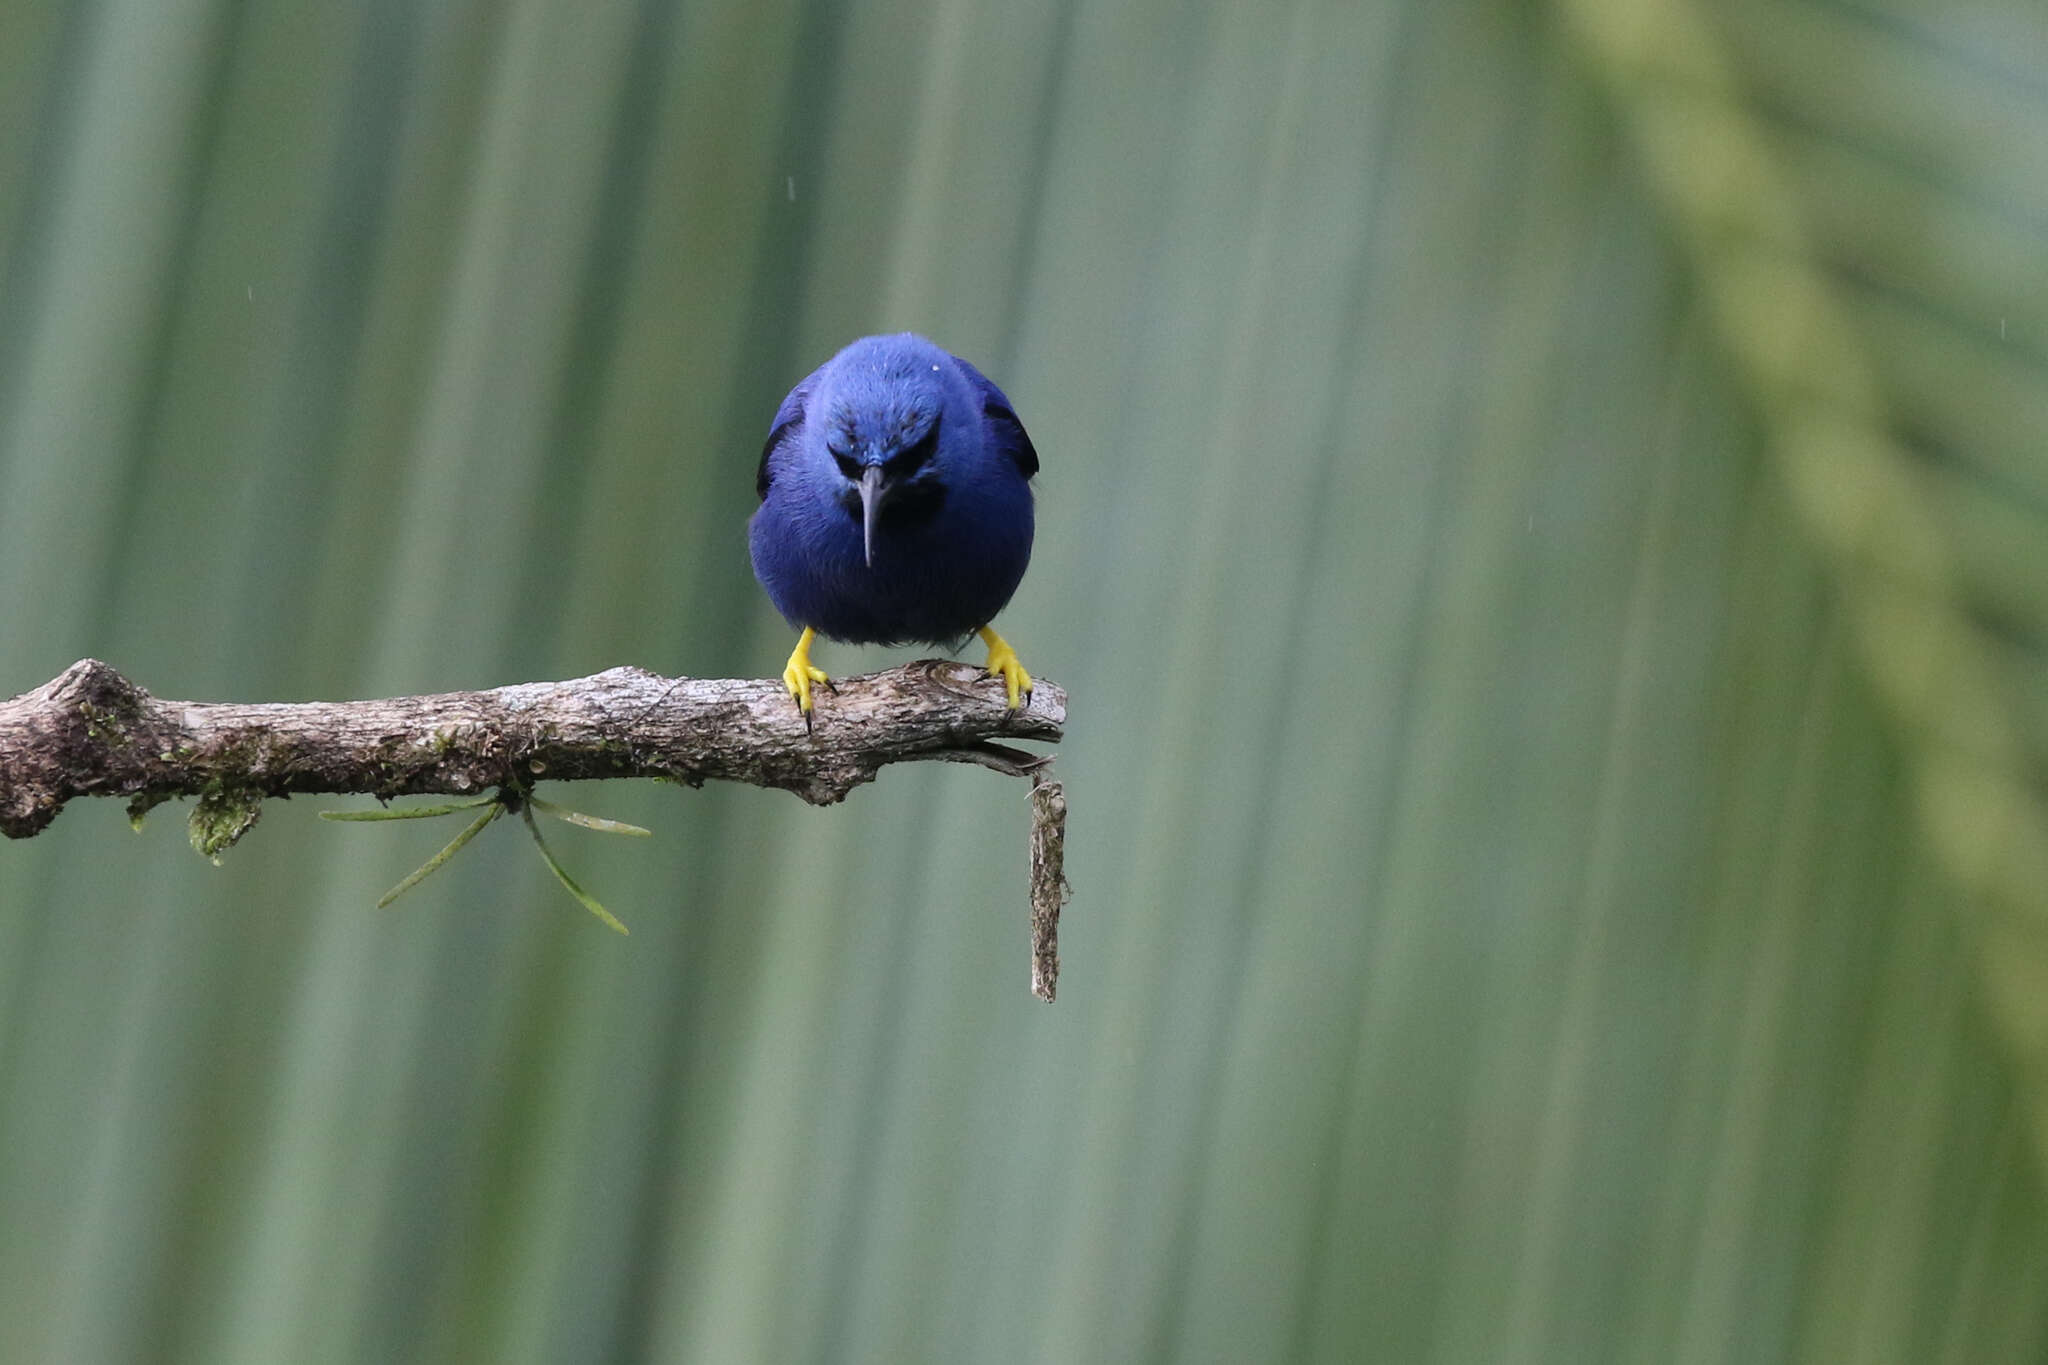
left=750, top=333, right=1038, bottom=720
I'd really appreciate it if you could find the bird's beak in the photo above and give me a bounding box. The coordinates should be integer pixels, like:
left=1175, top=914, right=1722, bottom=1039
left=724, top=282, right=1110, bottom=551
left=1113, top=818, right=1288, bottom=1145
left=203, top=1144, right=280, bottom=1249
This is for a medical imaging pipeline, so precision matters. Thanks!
left=859, top=464, right=886, bottom=567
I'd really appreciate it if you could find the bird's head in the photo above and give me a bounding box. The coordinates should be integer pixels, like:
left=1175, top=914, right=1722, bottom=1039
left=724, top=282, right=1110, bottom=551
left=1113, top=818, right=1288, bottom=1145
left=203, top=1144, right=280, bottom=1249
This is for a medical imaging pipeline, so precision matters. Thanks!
left=821, top=341, right=953, bottom=567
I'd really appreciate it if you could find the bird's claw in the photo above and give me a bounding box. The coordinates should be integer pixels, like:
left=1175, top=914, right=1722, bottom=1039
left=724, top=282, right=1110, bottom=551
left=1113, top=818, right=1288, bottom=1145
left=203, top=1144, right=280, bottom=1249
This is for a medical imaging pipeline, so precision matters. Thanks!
left=780, top=627, right=831, bottom=725
left=783, top=660, right=830, bottom=716
left=977, top=626, right=1032, bottom=711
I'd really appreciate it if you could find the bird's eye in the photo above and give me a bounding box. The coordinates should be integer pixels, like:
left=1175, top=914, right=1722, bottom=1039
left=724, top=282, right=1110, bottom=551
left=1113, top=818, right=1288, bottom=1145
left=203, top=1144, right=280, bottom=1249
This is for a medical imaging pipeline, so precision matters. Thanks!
left=885, top=415, right=941, bottom=478
left=832, top=450, right=861, bottom=481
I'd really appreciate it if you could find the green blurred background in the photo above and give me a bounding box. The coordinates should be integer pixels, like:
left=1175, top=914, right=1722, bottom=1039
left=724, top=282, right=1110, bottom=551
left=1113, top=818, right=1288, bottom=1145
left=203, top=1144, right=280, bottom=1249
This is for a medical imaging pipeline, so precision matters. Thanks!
left=4, top=0, right=2048, bottom=1360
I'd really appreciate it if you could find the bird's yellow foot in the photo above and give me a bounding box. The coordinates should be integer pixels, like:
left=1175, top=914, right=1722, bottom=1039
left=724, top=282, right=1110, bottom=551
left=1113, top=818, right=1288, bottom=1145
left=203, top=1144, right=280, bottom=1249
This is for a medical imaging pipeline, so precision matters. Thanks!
left=977, top=625, right=1032, bottom=710
left=781, top=626, right=831, bottom=721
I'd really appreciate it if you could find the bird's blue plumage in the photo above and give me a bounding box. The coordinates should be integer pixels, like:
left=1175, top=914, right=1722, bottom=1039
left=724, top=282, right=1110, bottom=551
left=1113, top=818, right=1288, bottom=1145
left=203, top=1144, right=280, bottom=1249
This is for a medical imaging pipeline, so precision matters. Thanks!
left=750, top=334, right=1037, bottom=647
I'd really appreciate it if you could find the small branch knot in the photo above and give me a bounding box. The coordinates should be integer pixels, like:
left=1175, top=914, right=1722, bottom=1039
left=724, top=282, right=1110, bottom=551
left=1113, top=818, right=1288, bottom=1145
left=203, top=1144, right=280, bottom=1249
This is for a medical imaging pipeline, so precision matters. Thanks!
left=3, top=659, right=162, bottom=837
left=50, top=657, right=152, bottom=719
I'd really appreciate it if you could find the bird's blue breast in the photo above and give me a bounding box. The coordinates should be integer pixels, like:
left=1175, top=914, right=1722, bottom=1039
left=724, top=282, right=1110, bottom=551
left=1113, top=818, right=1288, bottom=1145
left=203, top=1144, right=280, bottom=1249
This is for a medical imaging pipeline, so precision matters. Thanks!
left=749, top=335, right=1036, bottom=647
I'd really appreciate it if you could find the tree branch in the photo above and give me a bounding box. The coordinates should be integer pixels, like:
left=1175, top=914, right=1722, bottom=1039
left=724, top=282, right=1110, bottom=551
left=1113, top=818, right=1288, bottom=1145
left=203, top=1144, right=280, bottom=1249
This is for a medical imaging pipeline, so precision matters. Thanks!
left=0, top=658, right=1069, bottom=996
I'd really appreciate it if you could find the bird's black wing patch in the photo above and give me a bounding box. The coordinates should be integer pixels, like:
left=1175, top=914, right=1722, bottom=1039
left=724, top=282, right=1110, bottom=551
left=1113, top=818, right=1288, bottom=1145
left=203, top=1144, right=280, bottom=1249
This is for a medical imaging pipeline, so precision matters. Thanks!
left=952, top=356, right=1039, bottom=479
left=755, top=376, right=815, bottom=500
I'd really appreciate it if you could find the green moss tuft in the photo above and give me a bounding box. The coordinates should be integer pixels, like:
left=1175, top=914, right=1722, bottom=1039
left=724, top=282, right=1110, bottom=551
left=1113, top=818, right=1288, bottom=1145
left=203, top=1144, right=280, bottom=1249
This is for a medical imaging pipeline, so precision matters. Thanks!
left=188, top=788, right=264, bottom=863
left=126, top=791, right=172, bottom=831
